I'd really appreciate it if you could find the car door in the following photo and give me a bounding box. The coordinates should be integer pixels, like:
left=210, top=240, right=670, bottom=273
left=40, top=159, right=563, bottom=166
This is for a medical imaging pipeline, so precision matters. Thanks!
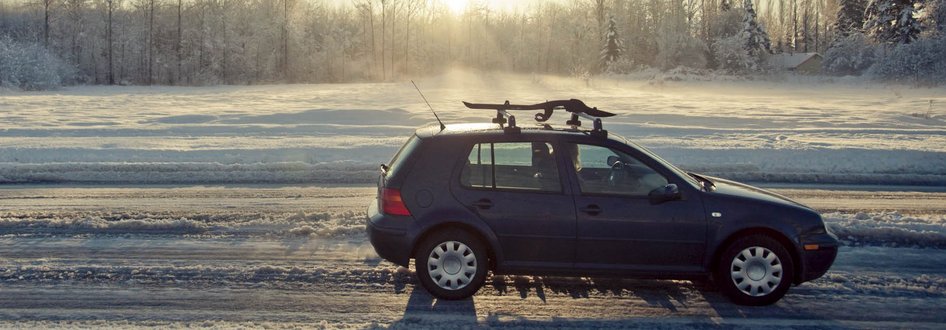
left=564, top=142, right=706, bottom=272
left=451, top=140, right=576, bottom=270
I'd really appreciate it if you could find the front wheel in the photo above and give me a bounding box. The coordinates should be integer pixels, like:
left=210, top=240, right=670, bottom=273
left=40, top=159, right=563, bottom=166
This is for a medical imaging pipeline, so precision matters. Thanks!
left=414, top=229, right=487, bottom=300
left=715, top=235, right=794, bottom=306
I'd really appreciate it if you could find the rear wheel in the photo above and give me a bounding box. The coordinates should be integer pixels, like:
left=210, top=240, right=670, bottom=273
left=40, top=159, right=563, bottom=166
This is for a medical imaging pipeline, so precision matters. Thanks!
left=716, top=235, right=794, bottom=306
left=414, top=229, right=487, bottom=300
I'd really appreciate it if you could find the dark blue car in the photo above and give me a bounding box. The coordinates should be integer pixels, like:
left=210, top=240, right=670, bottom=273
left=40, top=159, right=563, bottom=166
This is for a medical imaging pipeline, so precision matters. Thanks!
left=367, top=108, right=838, bottom=306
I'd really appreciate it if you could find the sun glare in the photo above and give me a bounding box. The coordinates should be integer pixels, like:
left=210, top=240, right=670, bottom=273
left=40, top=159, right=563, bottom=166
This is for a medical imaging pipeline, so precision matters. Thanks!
left=441, top=0, right=541, bottom=15
left=443, top=0, right=469, bottom=14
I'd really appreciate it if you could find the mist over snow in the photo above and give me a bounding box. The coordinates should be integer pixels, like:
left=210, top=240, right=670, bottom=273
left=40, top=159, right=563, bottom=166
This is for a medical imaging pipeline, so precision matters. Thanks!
left=0, top=70, right=943, bottom=185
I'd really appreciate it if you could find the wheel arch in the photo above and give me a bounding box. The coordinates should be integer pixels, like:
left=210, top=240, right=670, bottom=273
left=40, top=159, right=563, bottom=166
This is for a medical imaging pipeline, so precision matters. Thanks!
left=710, top=227, right=803, bottom=284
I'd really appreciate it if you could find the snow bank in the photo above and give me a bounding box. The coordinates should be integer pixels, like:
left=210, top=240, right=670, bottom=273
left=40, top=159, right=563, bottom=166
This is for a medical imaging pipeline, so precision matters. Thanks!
left=825, top=211, right=946, bottom=248
left=0, top=161, right=377, bottom=184
left=0, top=210, right=366, bottom=238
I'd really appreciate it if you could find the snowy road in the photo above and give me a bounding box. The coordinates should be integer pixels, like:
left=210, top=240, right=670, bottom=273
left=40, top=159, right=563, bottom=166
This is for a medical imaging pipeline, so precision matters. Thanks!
left=0, top=185, right=944, bottom=328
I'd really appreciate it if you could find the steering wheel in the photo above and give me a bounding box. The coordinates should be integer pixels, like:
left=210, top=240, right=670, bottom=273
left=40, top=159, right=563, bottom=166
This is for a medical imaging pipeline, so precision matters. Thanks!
left=607, top=161, right=627, bottom=187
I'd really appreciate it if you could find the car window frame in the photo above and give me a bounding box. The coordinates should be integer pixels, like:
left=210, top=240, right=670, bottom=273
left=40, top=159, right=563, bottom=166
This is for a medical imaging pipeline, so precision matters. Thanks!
left=562, top=140, right=679, bottom=199
left=456, top=138, right=569, bottom=195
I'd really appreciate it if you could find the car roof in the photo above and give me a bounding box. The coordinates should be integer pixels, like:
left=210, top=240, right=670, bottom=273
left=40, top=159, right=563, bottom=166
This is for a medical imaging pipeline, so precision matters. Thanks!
left=415, top=123, right=628, bottom=144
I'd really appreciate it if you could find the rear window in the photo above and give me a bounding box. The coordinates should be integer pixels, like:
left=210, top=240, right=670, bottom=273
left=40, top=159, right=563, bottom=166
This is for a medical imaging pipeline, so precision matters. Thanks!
left=385, top=135, right=420, bottom=178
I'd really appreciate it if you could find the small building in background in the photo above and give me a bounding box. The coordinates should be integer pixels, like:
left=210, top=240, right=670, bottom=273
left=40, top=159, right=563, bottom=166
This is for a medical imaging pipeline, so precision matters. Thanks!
left=768, top=53, right=823, bottom=74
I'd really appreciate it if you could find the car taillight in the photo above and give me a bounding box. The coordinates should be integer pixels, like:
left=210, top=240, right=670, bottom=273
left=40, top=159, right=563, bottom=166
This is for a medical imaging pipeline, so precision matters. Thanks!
left=381, top=188, right=411, bottom=216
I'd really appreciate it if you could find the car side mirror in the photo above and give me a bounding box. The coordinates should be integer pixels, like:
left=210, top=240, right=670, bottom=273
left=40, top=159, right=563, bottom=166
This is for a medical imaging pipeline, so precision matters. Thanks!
left=648, top=184, right=681, bottom=205
left=606, top=155, right=620, bottom=167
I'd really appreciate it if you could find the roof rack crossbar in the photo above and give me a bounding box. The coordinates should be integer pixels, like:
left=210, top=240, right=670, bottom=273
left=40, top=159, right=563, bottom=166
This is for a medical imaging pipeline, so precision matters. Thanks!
left=462, top=99, right=613, bottom=137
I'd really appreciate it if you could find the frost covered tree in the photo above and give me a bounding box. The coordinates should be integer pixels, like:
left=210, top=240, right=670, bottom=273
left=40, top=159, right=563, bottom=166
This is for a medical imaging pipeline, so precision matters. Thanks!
left=655, top=0, right=708, bottom=70
left=0, top=0, right=924, bottom=85
left=822, top=32, right=877, bottom=75
left=864, top=0, right=922, bottom=44
left=834, top=0, right=867, bottom=38
left=742, top=0, right=771, bottom=57
left=600, top=15, right=624, bottom=70
left=930, top=0, right=946, bottom=33
left=713, top=33, right=755, bottom=72
left=0, top=36, right=74, bottom=90
left=869, top=36, right=946, bottom=83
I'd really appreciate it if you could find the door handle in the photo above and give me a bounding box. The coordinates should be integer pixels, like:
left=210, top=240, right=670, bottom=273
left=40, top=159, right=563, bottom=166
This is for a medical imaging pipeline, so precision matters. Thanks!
left=472, top=199, right=493, bottom=210
left=580, top=204, right=601, bottom=216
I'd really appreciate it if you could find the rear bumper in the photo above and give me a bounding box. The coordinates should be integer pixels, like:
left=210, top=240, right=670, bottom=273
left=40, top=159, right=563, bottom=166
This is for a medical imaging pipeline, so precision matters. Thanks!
left=366, top=202, right=411, bottom=267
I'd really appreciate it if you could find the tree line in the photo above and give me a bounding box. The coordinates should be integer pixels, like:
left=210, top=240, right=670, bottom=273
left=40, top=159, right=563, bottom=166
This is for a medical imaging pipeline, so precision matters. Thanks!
left=0, top=0, right=944, bottom=89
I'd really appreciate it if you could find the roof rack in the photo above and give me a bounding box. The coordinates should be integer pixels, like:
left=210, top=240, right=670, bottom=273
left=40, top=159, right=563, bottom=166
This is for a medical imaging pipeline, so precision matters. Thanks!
left=462, top=99, right=614, bottom=137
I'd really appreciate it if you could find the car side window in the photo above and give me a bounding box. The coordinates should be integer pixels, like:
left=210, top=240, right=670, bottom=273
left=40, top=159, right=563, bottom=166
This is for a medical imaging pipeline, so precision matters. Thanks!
left=461, top=142, right=561, bottom=193
left=569, top=143, right=668, bottom=197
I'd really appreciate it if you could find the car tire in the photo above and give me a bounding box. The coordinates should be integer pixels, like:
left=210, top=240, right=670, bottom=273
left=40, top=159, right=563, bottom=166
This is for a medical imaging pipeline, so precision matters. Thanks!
left=414, top=228, right=488, bottom=300
left=715, top=235, right=794, bottom=306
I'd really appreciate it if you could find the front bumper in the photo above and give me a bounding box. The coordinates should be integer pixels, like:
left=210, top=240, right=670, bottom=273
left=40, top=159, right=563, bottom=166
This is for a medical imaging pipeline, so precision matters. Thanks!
left=798, top=231, right=839, bottom=282
left=366, top=202, right=411, bottom=267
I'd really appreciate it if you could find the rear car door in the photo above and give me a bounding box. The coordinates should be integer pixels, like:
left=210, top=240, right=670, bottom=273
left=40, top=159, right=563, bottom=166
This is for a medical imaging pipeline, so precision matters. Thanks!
left=451, top=139, right=576, bottom=270
left=565, top=142, right=706, bottom=272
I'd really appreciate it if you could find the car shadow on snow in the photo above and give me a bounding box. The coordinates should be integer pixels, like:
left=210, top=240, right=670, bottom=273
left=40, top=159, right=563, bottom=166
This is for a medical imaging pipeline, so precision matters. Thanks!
left=389, top=288, right=478, bottom=328
left=490, top=275, right=694, bottom=309
left=385, top=274, right=846, bottom=328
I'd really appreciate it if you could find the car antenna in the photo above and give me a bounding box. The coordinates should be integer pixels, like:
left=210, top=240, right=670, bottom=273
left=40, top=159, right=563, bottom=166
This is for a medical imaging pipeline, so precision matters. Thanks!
left=411, top=80, right=445, bottom=131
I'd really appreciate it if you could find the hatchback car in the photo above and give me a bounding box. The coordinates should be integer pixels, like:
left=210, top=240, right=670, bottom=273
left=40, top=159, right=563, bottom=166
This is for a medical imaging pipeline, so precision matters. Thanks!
left=366, top=103, right=838, bottom=306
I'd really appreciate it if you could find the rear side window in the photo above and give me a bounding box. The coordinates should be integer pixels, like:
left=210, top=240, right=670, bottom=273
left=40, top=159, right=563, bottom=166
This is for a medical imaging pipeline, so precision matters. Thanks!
left=461, top=142, right=561, bottom=192
left=385, top=135, right=420, bottom=178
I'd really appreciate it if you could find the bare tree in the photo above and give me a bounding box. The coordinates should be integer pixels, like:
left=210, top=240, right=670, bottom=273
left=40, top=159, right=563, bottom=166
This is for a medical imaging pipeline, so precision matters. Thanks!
left=64, top=0, right=85, bottom=65
left=593, top=0, right=606, bottom=41
left=282, top=0, right=294, bottom=81
left=176, top=0, right=182, bottom=84
left=42, top=0, right=56, bottom=48
left=379, top=0, right=387, bottom=80
left=403, top=0, right=420, bottom=74
left=355, top=1, right=377, bottom=79
left=390, top=0, right=396, bottom=78
left=105, top=0, right=116, bottom=85
left=147, top=0, right=154, bottom=85
left=221, top=0, right=228, bottom=84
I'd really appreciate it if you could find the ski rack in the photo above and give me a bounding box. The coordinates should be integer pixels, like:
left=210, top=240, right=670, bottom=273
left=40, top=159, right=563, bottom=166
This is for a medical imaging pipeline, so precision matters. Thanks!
left=462, top=99, right=615, bottom=137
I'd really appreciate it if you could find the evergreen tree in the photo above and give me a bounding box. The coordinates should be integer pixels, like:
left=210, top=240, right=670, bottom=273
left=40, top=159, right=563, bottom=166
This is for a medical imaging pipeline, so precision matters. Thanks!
left=600, top=15, right=624, bottom=69
left=835, top=0, right=866, bottom=38
left=864, top=0, right=921, bottom=44
left=742, top=0, right=771, bottom=56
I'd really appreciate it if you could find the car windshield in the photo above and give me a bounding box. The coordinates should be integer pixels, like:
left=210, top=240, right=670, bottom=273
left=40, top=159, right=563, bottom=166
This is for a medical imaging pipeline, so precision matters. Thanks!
left=623, top=139, right=702, bottom=188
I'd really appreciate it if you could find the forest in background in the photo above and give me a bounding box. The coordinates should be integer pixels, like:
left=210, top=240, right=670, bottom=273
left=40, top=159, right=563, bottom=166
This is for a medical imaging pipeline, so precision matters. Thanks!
left=0, top=0, right=944, bottom=90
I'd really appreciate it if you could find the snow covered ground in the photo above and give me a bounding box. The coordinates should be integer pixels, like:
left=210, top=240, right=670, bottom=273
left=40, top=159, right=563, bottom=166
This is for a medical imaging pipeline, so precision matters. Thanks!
left=1, top=71, right=944, bottom=185
left=1, top=73, right=944, bottom=327
left=0, top=185, right=943, bottom=328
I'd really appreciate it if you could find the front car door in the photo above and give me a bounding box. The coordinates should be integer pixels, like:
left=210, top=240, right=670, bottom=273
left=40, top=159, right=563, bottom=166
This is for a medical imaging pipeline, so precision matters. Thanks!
left=564, top=141, right=706, bottom=273
left=451, top=139, right=576, bottom=270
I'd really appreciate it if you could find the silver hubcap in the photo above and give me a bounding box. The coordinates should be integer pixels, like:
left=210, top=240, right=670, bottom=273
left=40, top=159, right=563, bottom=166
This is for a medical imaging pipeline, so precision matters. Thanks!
left=730, top=246, right=783, bottom=297
left=427, top=241, right=477, bottom=291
